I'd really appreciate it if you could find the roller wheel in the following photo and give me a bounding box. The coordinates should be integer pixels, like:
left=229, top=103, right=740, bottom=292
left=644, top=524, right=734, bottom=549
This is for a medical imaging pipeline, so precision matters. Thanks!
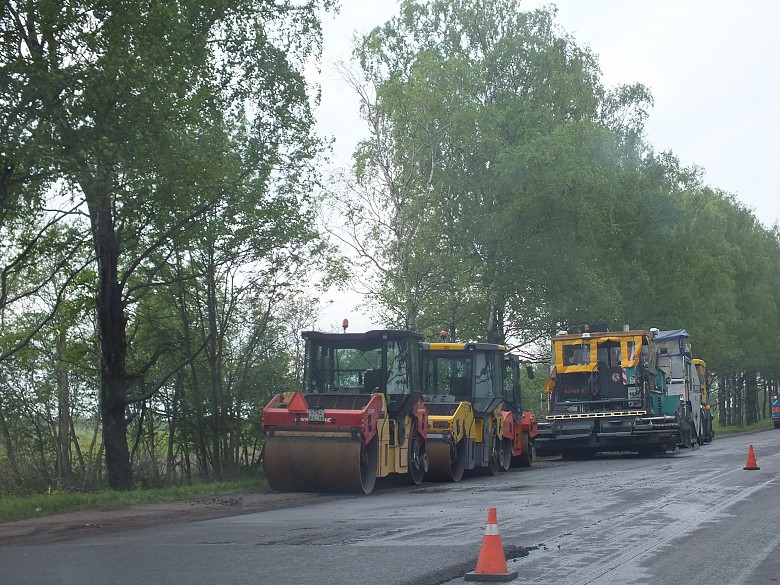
left=408, top=431, right=427, bottom=485
left=426, top=439, right=466, bottom=482
left=514, top=433, right=535, bottom=467
left=499, top=438, right=513, bottom=471
left=359, top=438, right=379, bottom=493
left=486, top=436, right=500, bottom=476
left=264, top=435, right=378, bottom=494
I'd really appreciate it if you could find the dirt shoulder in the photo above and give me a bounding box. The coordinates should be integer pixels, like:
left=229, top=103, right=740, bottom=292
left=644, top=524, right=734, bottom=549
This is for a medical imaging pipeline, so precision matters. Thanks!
left=0, top=490, right=341, bottom=547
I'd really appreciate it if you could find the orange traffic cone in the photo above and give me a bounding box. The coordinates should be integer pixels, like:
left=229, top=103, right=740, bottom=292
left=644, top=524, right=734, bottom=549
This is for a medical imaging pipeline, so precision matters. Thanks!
left=465, top=507, right=518, bottom=582
left=743, top=444, right=760, bottom=470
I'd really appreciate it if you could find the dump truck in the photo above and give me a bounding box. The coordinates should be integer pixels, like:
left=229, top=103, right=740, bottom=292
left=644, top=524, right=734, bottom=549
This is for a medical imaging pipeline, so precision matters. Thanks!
left=420, top=341, right=537, bottom=481
left=693, top=358, right=715, bottom=442
left=262, top=328, right=428, bottom=494
left=535, top=325, right=693, bottom=458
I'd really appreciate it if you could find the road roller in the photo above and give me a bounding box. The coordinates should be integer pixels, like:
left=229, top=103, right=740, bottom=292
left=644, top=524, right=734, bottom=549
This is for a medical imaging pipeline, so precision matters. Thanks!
left=420, top=339, right=537, bottom=482
left=262, top=328, right=428, bottom=494
left=501, top=352, right=538, bottom=468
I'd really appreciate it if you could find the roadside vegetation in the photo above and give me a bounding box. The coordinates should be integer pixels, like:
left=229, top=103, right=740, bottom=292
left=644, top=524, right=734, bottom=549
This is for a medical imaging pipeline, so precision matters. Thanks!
left=0, top=479, right=267, bottom=523
left=713, top=419, right=774, bottom=435
left=1, top=0, right=778, bottom=500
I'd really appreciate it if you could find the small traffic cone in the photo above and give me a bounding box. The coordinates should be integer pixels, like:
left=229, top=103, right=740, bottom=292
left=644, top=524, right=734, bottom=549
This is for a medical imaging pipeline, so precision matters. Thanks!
left=743, top=444, right=760, bottom=470
left=465, top=507, right=518, bottom=582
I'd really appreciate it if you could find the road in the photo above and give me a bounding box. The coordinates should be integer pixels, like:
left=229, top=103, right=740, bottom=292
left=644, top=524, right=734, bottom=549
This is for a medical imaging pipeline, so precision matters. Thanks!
left=1, top=430, right=778, bottom=585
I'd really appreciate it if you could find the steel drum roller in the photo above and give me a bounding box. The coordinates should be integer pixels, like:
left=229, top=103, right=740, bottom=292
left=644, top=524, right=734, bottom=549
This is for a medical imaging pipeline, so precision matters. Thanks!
left=426, top=440, right=466, bottom=482
left=264, top=434, right=378, bottom=494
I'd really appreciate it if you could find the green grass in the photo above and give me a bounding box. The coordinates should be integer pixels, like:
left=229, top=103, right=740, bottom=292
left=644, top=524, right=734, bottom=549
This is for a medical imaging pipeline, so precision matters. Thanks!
left=0, top=478, right=267, bottom=523
left=713, top=418, right=774, bottom=435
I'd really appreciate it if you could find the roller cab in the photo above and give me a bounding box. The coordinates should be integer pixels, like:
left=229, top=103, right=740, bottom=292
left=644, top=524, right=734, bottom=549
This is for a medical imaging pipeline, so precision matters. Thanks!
left=262, top=329, right=428, bottom=494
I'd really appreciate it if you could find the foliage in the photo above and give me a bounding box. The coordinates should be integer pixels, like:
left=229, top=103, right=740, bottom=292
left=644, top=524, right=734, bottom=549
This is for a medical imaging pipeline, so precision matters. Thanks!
left=332, top=0, right=780, bottom=428
left=0, top=0, right=336, bottom=490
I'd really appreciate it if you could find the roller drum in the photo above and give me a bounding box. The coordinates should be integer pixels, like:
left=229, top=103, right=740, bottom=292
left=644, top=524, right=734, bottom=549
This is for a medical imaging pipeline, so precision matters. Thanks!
left=264, top=434, right=378, bottom=494
left=426, top=439, right=466, bottom=482
left=500, top=438, right=513, bottom=471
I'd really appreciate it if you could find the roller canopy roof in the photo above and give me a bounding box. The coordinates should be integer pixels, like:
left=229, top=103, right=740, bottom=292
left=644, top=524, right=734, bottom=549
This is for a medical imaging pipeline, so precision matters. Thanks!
left=654, top=329, right=688, bottom=341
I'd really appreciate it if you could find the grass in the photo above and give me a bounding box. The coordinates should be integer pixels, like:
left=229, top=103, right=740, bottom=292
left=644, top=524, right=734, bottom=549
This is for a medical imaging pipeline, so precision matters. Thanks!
left=2, top=418, right=776, bottom=524
left=713, top=417, right=774, bottom=436
left=0, top=478, right=267, bottom=523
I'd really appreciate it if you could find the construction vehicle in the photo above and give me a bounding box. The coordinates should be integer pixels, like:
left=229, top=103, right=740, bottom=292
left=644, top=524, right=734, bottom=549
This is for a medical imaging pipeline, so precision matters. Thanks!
left=262, top=328, right=428, bottom=494
left=772, top=394, right=780, bottom=430
left=535, top=325, right=694, bottom=458
left=420, top=340, right=537, bottom=481
left=693, top=358, right=715, bottom=442
left=654, top=330, right=703, bottom=445
left=502, top=352, right=539, bottom=467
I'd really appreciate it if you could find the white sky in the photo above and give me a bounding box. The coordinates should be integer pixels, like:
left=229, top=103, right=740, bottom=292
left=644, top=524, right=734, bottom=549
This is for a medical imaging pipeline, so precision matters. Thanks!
left=312, top=0, right=780, bottom=330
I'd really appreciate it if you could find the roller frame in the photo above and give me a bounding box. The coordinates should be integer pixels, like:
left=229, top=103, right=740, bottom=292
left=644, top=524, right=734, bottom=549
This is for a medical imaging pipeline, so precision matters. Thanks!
left=263, top=392, right=428, bottom=493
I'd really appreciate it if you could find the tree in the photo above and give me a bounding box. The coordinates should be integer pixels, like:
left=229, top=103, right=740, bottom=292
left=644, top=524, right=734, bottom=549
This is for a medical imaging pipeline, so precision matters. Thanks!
left=335, top=0, right=653, bottom=346
left=1, top=0, right=333, bottom=489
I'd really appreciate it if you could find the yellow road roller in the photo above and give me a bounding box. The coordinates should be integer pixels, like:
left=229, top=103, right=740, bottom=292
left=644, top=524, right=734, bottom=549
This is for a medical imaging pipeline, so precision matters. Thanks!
left=421, top=340, right=538, bottom=480
left=420, top=341, right=506, bottom=482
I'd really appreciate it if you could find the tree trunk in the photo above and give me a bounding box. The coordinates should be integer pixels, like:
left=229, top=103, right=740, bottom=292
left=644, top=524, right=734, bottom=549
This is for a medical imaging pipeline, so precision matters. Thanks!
left=175, top=254, right=210, bottom=482
left=734, top=373, right=743, bottom=427
left=83, top=179, right=133, bottom=490
left=56, top=325, right=72, bottom=486
left=206, top=252, right=224, bottom=482
left=166, top=373, right=183, bottom=484
left=717, top=374, right=727, bottom=427
left=0, top=398, right=22, bottom=488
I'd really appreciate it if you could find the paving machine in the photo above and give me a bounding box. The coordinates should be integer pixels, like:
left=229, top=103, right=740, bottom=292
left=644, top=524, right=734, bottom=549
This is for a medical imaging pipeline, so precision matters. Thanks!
left=420, top=340, right=537, bottom=481
left=536, top=325, right=693, bottom=458
left=262, top=328, right=428, bottom=494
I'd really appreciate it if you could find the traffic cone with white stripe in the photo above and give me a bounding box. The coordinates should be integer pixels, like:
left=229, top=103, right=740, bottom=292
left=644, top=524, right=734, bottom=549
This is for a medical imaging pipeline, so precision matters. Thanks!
left=743, top=444, right=760, bottom=470
left=465, top=507, right=518, bottom=582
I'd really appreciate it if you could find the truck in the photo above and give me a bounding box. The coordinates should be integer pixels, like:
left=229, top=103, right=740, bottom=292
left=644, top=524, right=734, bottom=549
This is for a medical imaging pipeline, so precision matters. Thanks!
left=535, top=325, right=693, bottom=458
left=262, top=329, right=429, bottom=494
left=419, top=340, right=537, bottom=481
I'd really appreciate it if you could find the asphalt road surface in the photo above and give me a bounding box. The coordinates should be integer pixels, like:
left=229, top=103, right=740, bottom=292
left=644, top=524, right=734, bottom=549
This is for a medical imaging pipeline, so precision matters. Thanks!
left=2, top=430, right=778, bottom=585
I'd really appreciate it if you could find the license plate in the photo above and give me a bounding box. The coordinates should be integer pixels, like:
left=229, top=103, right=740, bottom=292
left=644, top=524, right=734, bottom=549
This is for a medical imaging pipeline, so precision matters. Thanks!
left=308, top=408, right=326, bottom=422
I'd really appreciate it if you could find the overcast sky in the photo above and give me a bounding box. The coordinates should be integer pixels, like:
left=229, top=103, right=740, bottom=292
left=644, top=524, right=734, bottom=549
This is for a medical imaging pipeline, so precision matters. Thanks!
left=312, top=0, right=780, bottom=329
